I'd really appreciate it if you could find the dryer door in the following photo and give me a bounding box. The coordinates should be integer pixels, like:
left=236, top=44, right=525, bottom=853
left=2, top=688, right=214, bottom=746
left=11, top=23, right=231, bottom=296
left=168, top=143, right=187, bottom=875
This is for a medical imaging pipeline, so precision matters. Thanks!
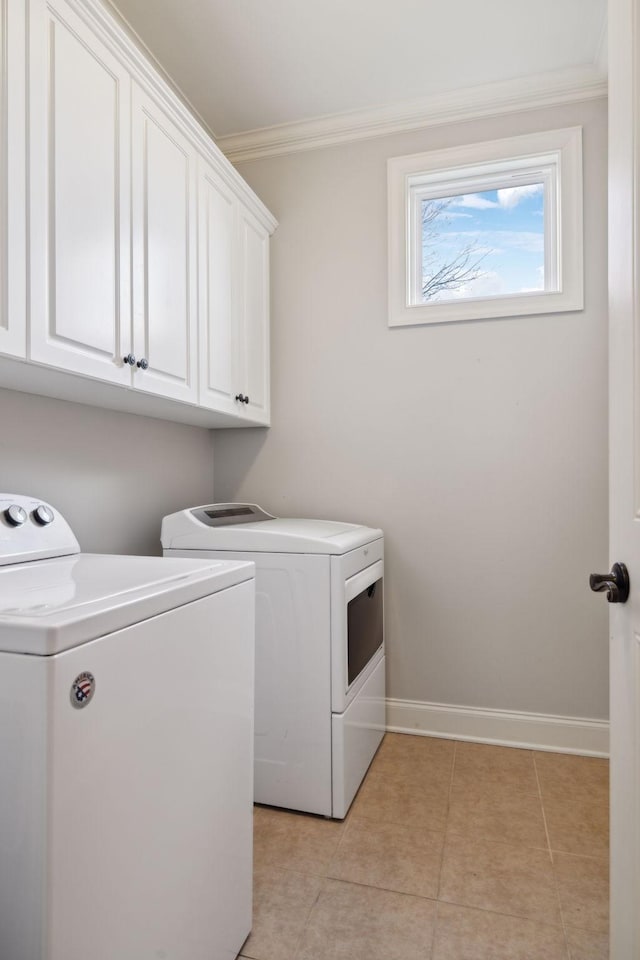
left=331, top=539, right=384, bottom=713
left=346, top=564, right=384, bottom=687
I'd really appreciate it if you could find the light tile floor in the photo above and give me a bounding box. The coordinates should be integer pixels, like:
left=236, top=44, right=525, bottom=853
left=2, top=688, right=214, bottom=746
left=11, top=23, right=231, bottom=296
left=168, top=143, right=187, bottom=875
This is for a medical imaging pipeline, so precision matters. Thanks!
left=239, top=734, right=609, bottom=960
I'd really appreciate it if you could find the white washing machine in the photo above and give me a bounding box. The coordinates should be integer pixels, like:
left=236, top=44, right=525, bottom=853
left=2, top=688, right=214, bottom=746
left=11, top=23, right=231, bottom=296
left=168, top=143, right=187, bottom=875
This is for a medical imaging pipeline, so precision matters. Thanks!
left=161, top=503, right=385, bottom=819
left=0, top=494, right=255, bottom=960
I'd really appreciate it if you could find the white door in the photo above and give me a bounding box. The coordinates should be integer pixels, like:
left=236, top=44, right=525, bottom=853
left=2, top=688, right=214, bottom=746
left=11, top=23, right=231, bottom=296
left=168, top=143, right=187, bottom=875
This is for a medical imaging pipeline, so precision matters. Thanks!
left=28, top=0, right=131, bottom=384
left=198, top=159, right=238, bottom=414
left=237, top=204, right=271, bottom=424
left=0, top=0, right=26, bottom=358
left=132, top=84, right=198, bottom=403
left=607, top=0, right=640, bottom=955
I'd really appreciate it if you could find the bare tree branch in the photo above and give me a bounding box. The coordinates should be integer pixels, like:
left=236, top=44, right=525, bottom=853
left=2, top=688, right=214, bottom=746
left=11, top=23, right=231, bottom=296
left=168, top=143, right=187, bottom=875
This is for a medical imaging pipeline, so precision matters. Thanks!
left=421, top=199, right=489, bottom=301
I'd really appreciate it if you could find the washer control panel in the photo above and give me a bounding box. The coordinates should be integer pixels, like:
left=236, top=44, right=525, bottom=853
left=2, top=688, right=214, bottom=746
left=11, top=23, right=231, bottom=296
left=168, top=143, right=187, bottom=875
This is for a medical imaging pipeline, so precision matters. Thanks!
left=0, top=495, right=79, bottom=566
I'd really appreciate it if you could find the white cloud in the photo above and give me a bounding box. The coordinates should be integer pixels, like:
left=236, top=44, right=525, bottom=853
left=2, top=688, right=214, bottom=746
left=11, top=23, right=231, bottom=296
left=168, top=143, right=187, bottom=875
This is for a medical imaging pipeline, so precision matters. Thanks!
left=436, top=229, right=544, bottom=255
left=451, top=194, right=498, bottom=210
left=496, top=182, right=543, bottom=209
left=449, top=183, right=543, bottom=213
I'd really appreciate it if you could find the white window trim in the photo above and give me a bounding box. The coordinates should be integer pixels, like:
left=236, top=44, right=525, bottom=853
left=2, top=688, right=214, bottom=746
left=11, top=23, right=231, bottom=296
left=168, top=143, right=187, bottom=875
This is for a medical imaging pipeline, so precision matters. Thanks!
left=387, top=127, right=583, bottom=327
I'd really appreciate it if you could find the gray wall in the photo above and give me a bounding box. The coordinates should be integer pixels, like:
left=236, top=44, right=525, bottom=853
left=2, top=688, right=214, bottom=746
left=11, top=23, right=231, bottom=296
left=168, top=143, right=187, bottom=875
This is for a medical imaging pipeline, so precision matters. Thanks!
left=0, top=388, right=214, bottom=555
left=215, top=98, right=610, bottom=720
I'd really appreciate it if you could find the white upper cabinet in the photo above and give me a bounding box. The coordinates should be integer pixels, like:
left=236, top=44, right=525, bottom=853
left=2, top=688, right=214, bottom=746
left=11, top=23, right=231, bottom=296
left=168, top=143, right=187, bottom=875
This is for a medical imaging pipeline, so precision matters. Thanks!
left=198, top=161, right=271, bottom=425
left=5, top=0, right=276, bottom=426
left=131, top=84, right=198, bottom=404
left=28, top=0, right=131, bottom=385
left=198, top=159, right=238, bottom=415
left=0, top=0, right=27, bottom=358
left=236, top=205, right=270, bottom=425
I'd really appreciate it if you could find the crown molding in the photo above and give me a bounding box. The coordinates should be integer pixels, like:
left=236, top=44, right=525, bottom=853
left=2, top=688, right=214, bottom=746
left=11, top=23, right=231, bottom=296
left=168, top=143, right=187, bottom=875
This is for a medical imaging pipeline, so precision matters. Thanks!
left=218, top=65, right=608, bottom=165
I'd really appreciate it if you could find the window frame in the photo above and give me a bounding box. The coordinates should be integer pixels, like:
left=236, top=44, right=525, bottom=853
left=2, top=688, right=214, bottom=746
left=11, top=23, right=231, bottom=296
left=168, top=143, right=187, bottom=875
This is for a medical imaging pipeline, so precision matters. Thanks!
left=387, top=127, right=583, bottom=327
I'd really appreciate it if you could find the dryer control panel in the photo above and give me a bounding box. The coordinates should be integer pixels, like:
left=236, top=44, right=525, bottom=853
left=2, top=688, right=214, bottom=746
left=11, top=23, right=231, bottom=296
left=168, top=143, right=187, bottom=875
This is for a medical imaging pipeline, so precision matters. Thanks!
left=191, top=503, right=275, bottom=527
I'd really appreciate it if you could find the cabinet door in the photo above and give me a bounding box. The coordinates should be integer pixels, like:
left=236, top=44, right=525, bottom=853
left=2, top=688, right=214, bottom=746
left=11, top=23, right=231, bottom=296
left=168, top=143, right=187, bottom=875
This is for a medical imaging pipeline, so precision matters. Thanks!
left=132, top=85, right=198, bottom=403
left=236, top=204, right=270, bottom=424
left=197, top=159, right=238, bottom=414
left=0, top=0, right=26, bottom=358
left=28, top=0, right=131, bottom=384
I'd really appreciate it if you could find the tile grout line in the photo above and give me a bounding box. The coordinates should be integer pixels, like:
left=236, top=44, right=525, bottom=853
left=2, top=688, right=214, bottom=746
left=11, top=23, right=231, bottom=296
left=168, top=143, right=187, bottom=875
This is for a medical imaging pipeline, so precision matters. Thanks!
left=429, top=900, right=441, bottom=960
left=265, top=863, right=607, bottom=951
left=310, top=873, right=577, bottom=928
left=305, top=875, right=443, bottom=902
left=289, top=813, right=346, bottom=960
left=435, top=740, right=458, bottom=904
left=429, top=740, right=458, bottom=960
left=430, top=741, right=458, bottom=959
left=534, top=752, right=571, bottom=959
left=324, top=816, right=350, bottom=878
left=447, top=740, right=458, bottom=804
left=532, top=755, right=554, bottom=861
left=293, top=748, right=391, bottom=959
left=290, top=875, right=325, bottom=960
left=436, top=892, right=577, bottom=929
left=253, top=804, right=345, bottom=960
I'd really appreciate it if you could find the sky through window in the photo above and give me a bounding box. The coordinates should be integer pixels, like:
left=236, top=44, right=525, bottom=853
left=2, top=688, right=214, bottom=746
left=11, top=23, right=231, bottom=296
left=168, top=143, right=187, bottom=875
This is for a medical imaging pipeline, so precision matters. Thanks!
left=421, top=183, right=545, bottom=302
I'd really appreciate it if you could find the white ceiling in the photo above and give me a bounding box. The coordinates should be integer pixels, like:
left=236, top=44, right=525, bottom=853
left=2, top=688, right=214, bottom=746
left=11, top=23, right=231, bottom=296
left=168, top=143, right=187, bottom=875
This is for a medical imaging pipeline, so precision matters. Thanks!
left=108, top=0, right=607, bottom=139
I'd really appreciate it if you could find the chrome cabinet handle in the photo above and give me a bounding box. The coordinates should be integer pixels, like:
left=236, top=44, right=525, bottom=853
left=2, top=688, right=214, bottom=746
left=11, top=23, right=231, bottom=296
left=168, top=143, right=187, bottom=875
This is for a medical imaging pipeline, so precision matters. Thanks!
left=123, top=353, right=136, bottom=366
left=589, top=562, right=630, bottom=603
left=137, top=358, right=149, bottom=370
left=235, top=393, right=245, bottom=403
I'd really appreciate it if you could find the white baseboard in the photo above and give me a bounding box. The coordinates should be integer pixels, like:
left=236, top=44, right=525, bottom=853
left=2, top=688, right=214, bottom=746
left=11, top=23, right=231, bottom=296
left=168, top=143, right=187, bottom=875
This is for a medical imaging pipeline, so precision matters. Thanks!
left=386, top=698, right=609, bottom=757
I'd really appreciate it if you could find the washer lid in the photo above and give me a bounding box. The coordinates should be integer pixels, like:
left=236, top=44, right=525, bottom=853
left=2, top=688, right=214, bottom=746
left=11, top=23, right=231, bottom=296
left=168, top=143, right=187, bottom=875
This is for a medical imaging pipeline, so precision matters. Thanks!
left=0, top=553, right=254, bottom=656
left=161, top=504, right=383, bottom=554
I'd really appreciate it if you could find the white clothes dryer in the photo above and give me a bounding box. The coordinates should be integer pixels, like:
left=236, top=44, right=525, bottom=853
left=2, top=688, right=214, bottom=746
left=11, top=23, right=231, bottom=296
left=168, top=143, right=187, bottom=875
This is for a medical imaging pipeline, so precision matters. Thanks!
left=0, top=494, right=255, bottom=960
left=161, top=503, right=385, bottom=819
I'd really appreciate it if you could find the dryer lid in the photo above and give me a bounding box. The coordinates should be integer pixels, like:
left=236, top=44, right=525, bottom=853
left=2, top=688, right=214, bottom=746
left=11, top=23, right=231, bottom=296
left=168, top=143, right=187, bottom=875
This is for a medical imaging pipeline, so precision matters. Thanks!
left=161, top=504, right=383, bottom=555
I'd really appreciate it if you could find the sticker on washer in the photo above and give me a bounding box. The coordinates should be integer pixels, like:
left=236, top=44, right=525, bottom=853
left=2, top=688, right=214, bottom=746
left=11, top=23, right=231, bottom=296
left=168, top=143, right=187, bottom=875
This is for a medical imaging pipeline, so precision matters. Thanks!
left=70, top=672, right=95, bottom=709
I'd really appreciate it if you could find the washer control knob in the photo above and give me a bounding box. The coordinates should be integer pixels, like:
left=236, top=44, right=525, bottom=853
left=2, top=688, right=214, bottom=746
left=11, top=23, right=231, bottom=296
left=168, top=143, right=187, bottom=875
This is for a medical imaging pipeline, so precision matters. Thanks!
left=33, top=504, right=54, bottom=526
left=5, top=504, right=27, bottom=526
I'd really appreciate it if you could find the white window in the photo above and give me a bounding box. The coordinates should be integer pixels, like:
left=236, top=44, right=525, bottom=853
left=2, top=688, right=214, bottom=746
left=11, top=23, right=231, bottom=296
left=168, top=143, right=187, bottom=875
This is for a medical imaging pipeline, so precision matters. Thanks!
left=388, top=127, right=583, bottom=326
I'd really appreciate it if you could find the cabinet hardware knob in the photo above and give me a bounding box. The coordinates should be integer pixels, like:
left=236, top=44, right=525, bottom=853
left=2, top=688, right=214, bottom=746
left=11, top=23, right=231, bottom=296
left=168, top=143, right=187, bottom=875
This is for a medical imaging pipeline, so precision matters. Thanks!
left=235, top=393, right=245, bottom=403
left=243, top=395, right=250, bottom=404
left=137, top=358, right=149, bottom=370
left=123, top=353, right=136, bottom=366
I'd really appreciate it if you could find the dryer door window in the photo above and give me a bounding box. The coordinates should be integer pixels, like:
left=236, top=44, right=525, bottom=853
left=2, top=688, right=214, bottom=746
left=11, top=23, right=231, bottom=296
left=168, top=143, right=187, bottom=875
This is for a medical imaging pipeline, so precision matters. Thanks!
left=347, top=577, right=383, bottom=686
